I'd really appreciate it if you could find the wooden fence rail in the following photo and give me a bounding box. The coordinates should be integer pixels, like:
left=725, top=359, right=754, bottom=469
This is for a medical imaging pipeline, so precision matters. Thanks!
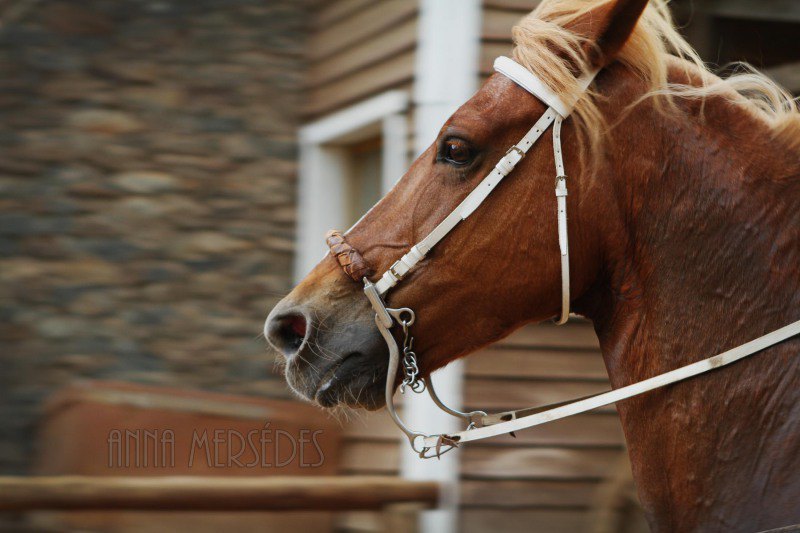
left=0, top=476, right=440, bottom=512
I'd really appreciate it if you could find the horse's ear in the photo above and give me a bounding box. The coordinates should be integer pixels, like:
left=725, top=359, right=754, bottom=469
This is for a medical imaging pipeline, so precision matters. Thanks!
left=570, top=0, right=649, bottom=68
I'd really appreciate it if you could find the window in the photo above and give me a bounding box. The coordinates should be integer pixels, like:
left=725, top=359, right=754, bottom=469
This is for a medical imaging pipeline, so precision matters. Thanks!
left=345, top=137, right=383, bottom=227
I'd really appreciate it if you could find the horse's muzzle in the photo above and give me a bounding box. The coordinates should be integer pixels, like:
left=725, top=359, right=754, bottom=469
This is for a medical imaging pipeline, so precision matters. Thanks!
left=265, top=297, right=388, bottom=410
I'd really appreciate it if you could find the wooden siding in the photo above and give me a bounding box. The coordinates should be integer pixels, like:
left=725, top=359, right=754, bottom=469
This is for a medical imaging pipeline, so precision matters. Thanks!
left=460, top=320, right=631, bottom=532
left=480, top=0, right=537, bottom=84
left=341, top=411, right=402, bottom=476
left=338, top=409, right=403, bottom=530
left=305, top=0, right=418, bottom=118
left=483, top=5, right=529, bottom=41
left=462, top=509, right=590, bottom=533
left=480, top=41, right=515, bottom=77
left=484, top=0, right=541, bottom=10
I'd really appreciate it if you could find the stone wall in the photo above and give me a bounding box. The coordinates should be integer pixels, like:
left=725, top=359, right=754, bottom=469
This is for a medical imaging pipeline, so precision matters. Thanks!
left=0, top=0, right=309, bottom=474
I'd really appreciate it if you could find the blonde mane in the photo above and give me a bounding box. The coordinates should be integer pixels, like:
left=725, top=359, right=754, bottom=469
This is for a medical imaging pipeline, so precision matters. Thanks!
left=511, top=0, right=800, bottom=154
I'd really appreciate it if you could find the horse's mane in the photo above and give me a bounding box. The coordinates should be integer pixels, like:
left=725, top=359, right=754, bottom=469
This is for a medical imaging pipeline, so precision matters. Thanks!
left=511, top=0, right=800, bottom=153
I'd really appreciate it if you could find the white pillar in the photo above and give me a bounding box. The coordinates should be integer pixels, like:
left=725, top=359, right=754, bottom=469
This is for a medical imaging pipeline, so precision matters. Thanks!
left=404, top=2, right=481, bottom=533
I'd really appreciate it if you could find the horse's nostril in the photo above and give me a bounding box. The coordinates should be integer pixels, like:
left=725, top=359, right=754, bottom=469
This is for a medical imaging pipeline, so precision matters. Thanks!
left=267, top=312, right=308, bottom=357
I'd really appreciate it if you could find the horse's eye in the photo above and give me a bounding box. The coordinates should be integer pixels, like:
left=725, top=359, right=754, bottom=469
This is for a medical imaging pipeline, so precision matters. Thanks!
left=444, top=139, right=473, bottom=166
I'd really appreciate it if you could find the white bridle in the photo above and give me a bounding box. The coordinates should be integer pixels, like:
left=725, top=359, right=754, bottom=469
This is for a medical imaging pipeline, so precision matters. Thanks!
left=352, top=56, right=800, bottom=457
left=371, top=56, right=594, bottom=324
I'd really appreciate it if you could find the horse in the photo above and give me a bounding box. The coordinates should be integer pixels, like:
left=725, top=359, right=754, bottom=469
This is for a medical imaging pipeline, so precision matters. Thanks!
left=265, top=0, right=800, bottom=530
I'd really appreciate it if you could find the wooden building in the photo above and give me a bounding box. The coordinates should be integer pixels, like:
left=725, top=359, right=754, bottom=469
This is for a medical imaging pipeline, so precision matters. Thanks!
left=297, top=1, right=800, bottom=532
left=3, top=0, right=794, bottom=530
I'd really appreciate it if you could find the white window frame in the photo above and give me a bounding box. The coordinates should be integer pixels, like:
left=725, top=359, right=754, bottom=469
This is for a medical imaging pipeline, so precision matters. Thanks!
left=295, top=90, right=409, bottom=281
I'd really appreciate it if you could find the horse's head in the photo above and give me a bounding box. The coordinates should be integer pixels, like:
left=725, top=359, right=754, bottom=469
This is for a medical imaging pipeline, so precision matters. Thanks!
left=266, top=0, right=649, bottom=410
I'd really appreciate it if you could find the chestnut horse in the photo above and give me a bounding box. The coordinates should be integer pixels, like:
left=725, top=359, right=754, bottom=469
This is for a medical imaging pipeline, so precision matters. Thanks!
left=266, top=0, right=800, bottom=530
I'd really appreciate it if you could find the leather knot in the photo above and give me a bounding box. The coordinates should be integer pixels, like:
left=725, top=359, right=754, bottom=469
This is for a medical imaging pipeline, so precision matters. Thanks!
left=325, top=230, right=375, bottom=282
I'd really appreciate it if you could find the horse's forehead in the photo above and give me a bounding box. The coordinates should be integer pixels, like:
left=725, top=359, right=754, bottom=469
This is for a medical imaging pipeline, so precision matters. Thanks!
left=452, top=74, right=543, bottom=127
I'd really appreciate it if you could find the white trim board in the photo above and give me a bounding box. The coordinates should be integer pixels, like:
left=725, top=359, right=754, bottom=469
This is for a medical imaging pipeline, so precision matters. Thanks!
left=299, top=90, right=409, bottom=145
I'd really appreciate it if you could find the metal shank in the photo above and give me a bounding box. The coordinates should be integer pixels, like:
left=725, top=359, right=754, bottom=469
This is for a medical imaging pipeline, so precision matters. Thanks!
left=364, top=279, right=467, bottom=457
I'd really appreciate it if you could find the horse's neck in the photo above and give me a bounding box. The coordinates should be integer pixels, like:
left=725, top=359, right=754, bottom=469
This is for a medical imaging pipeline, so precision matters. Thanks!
left=587, top=93, right=800, bottom=531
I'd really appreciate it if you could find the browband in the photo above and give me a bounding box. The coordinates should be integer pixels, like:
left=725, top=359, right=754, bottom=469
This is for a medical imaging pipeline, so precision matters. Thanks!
left=493, top=56, right=596, bottom=118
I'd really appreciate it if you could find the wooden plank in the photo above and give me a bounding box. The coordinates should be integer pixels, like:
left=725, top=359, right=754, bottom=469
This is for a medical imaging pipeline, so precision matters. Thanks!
left=384, top=503, right=427, bottom=533
left=461, top=509, right=589, bottom=533
left=336, top=511, right=383, bottom=532
left=480, top=40, right=514, bottom=75
left=462, top=446, right=622, bottom=480
left=460, top=479, right=600, bottom=507
left=465, top=378, right=614, bottom=413
left=343, top=410, right=403, bottom=441
left=466, top=347, right=608, bottom=380
left=313, top=0, right=376, bottom=29
left=499, top=322, right=600, bottom=350
left=482, top=7, right=527, bottom=40
left=0, top=476, right=438, bottom=511
left=308, top=18, right=417, bottom=88
left=483, top=0, right=540, bottom=10
left=341, top=441, right=400, bottom=475
left=305, top=51, right=415, bottom=117
left=308, top=0, right=417, bottom=61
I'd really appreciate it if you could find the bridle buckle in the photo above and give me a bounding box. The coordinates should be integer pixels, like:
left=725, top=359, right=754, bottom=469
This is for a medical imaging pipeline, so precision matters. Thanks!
left=505, top=145, right=525, bottom=159
left=388, top=260, right=406, bottom=282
